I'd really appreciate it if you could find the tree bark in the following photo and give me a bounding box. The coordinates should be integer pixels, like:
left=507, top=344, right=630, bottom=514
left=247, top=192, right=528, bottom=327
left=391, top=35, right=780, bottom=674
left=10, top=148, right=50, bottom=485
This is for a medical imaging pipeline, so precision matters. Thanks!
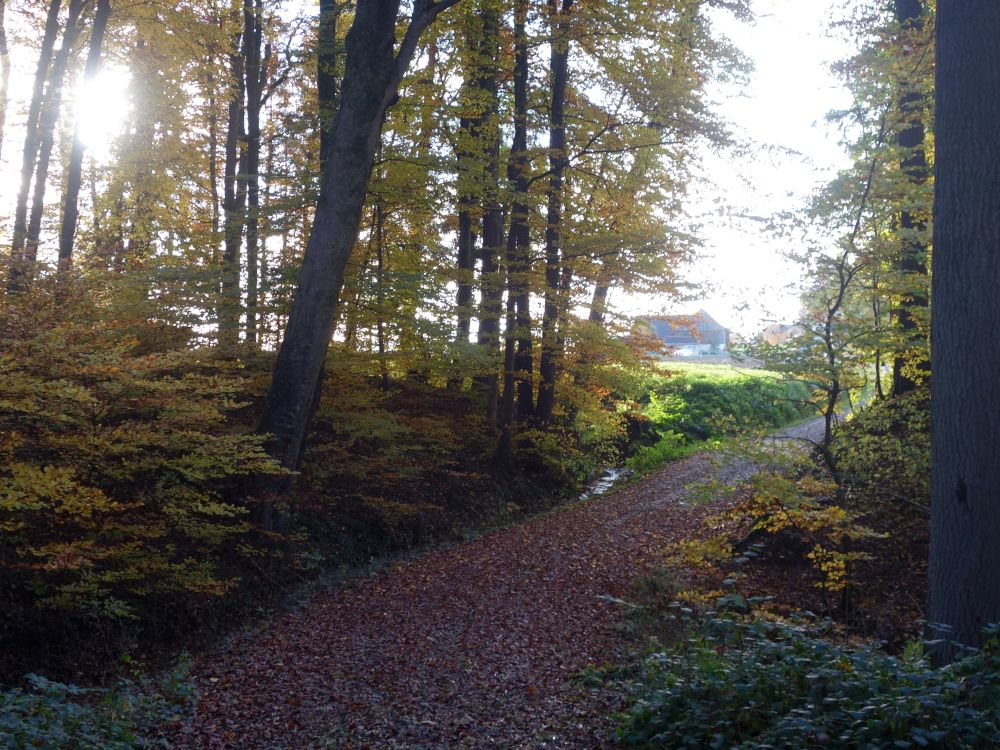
left=927, top=0, right=1000, bottom=664
left=258, top=0, right=461, bottom=474
left=23, top=0, right=84, bottom=273
left=474, top=0, right=502, bottom=430
left=504, top=0, right=534, bottom=422
left=7, top=0, right=63, bottom=291
left=891, top=0, right=929, bottom=397
left=244, top=0, right=264, bottom=346
left=454, top=5, right=485, bottom=345
left=57, top=0, right=111, bottom=278
left=535, top=0, right=573, bottom=423
left=219, top=15, right=247, bottom=353
left=317, top=0, right=338, bottom=174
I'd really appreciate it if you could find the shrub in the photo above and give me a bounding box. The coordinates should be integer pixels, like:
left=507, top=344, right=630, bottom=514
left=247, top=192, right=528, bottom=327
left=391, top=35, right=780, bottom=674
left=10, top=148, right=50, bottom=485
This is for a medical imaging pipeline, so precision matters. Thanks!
left=625, top=365, right=815, bottom=472
left=617, top=615, right=1000, bottom=749
left=0, top=291, right=284, bottom=631
left=626, top=431, right=693, bottom=473
left=0, top=664, right=194, bottom=750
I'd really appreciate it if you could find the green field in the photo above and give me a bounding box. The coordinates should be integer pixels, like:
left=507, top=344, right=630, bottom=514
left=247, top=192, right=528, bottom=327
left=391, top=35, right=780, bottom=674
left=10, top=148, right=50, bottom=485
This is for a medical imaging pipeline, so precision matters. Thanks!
left=627, top=362, right=815, bottom=472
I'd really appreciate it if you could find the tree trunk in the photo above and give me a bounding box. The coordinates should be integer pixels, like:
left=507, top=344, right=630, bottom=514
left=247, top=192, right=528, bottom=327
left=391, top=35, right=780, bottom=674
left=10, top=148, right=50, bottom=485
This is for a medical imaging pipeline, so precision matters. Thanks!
left=505, top=0, right=534, bottom=421
left=7, top=0, right=63, bottom=292
left=453, top=8, right=479, bottom=346
left=57, top=0, right=111, bottom=278
left=0, top=0, right=10, bottom=164
left=219, top=16, right=247, bottom=353
left=891, top=0, right=929, bottom=397
left=927, top=0, right=1000, bottom=664
left=244, top=0, right=263, bottom=346
left=535, top=0, right=573, bottom=423
left=258, top=0, right=461, bottom=474
left=474, top=0, right=502, bottom=429
left=23, top=0, right=83, bottom=272
left=589, top=279, right=610, bottom=324
left=317, top=0, right=338, bottom=174
left=375, top=200, right=390, bottom=390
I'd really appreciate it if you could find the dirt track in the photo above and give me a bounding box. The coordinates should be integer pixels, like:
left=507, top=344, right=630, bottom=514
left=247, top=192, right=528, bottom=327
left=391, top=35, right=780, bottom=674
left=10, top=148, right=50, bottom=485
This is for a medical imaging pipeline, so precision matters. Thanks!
left=169, top=419, right=825, bottom=749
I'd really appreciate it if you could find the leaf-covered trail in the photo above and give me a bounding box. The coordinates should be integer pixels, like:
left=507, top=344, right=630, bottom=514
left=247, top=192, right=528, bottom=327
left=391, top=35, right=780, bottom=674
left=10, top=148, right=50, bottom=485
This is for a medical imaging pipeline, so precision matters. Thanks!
left=170, top=422, right=822, bottom=749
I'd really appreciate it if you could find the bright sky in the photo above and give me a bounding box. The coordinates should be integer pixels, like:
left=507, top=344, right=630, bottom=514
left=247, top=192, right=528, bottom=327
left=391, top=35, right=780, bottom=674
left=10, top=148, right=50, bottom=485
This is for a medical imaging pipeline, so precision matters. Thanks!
left=0, top=0, right=856, bottom=339
left=625, top=0, right=856, bottom=337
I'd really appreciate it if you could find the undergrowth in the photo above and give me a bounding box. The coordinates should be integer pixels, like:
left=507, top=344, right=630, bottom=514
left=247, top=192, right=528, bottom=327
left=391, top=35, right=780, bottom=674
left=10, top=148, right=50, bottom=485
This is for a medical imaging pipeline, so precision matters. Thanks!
left=0, top=661, right=195, bottom=750
left=614, top=614, right=1000, bottom=750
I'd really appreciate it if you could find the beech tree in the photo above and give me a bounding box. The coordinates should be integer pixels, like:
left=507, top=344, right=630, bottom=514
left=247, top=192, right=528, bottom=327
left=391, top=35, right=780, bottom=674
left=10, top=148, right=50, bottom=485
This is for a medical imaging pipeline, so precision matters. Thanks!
left=0, top=0, right=9, bottom=162
left=57, top=0, right=111, bottom=276
left=890, top=0, right=929, bottom=396
left=258, top=0, right=462, bottom=475
left=7, top=0, right=64, bottom=291
left=926, top=0, right=1000, bottom=662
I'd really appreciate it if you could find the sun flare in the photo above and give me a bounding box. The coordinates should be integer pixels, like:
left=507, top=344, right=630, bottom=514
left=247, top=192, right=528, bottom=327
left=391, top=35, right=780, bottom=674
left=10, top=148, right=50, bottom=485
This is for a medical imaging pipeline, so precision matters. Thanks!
left=75, top=67, right=132, bottom=163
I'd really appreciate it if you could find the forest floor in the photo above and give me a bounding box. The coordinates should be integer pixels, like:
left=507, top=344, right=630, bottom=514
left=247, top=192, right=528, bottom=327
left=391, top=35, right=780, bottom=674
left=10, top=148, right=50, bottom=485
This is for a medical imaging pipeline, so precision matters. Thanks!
left=165, top=418, right=842, bottom=750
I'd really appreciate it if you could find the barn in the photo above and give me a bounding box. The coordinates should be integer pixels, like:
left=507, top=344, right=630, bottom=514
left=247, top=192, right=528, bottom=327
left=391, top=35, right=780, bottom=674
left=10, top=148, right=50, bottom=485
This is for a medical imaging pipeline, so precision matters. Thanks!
left=641, top=309, right=730, bottom=357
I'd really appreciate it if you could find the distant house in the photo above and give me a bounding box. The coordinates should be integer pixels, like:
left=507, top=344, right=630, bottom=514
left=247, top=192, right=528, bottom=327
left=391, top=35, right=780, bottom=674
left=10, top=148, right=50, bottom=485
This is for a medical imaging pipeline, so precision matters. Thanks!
left=642, top=309, right=730, bottom=357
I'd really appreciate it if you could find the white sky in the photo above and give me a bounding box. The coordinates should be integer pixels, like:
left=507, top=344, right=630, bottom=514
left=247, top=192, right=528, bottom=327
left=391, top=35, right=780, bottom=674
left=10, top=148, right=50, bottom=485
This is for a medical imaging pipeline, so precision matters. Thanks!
left=622, top=0, right=856, bottom=336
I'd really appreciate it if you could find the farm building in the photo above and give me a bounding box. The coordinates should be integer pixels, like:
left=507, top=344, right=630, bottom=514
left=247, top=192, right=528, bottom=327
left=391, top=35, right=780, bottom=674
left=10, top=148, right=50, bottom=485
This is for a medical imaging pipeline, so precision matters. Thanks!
left=641, top=309, right=730, bottom=357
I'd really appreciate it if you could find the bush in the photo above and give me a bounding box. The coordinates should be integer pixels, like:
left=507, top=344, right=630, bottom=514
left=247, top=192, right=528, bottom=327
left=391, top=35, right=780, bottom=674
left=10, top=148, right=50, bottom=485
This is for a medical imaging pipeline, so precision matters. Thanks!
left=625, top=365, right=815, bottom=472
left=0, top=664, right=194, bottom=750
left=626, top=431, right=694, bottom=473
left=617, top=615, right=1000, bottom=749
left=0, top=290, right=284, bottom=652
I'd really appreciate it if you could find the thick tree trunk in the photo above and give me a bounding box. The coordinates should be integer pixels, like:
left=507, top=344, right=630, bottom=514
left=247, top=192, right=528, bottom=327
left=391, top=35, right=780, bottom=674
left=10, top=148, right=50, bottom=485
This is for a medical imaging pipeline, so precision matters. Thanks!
left=57, top=0, right=111, bottom=277
left=927, top=0, right=1000, bottom=664
left=535, top=0, right=573, bottom=423
left=891, top=0, right=929, bottom=397
left=317, top=0, right=338, bottom=174
left=258, top=0, right=460, bottom=474
left=7, top=0, right=63, bottom=291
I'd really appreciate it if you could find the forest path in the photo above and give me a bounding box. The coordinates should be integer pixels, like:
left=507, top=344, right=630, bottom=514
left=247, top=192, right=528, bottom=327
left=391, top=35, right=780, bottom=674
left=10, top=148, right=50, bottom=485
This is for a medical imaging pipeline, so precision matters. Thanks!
left=170, top=419, right=824, bottom=750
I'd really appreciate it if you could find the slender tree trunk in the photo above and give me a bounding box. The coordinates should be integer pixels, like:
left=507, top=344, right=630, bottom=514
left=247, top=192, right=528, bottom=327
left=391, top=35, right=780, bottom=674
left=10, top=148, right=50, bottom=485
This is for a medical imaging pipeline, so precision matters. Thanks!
left=24, top=0, right=83, bottom=270
left=505, top=0, right=534, bottom=421
left=7, top=0, right=63, bottom=291
left=496, top=227, right=518, bottom=463
left=535, top=0, right=573, bottom=423
left=244, top=0, right=263, bottom=346
left=0, top=0, right=10, bottom=163
left=454, top=9, right=479, bottom=345
left=57, top=0, right=111, bottom=279
left=207, top=4, right=222, bottom=268
left=257, top=0, right=461, bottom=476
left=219, top=17, right=247, bottom=353
left=474, top=0, right=502, bottom=429
left=375, top=200, right=390, bottom=390
left=927, top=0, right=1000, bottom=664
left=589, top=279, right=610, bottom=324
left=891, top=0, right=929, bottom=396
